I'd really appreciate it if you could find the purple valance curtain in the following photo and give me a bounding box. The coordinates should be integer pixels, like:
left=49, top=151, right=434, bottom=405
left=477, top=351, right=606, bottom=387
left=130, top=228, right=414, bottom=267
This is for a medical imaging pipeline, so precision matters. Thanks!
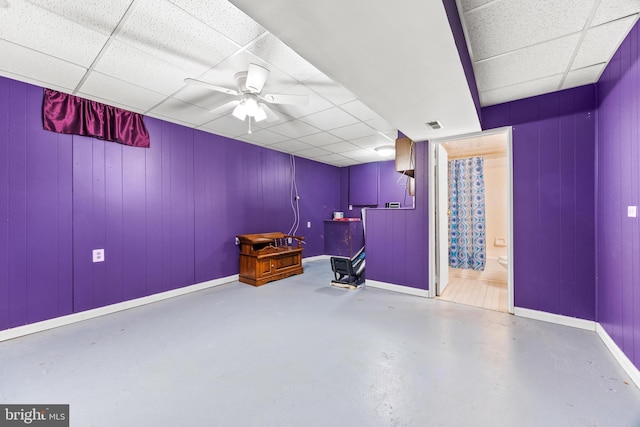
left=43, top=89, right=150, bottom=148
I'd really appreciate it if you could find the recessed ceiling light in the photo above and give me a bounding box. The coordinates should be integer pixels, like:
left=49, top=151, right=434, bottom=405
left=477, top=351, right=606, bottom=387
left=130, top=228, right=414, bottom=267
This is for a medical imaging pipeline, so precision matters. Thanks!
left=375, top=145, right=395, bottom=157
left=426, top=120, right=443, bottom=130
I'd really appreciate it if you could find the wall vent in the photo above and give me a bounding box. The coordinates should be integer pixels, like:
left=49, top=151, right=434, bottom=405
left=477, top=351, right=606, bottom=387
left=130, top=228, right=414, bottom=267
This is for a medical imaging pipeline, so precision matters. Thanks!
left=426, top=120, right=442, bottom=130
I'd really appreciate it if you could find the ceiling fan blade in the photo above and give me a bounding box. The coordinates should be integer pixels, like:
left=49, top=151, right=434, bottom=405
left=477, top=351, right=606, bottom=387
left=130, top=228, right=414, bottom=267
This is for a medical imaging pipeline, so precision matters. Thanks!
left=184, top=78, right=239, bottom=96
left=245, top=64, right=270, bottom=93
left=262, top=93, right=309, bottom=106
left=258, top=103, right=279, bottom=122
left=210, top=99, right=241, bottom=114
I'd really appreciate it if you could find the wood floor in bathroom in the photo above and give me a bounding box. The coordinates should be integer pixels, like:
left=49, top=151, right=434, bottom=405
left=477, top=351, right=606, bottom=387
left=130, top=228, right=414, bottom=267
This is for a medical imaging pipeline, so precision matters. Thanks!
left=438, top=277, right=508, bottom=312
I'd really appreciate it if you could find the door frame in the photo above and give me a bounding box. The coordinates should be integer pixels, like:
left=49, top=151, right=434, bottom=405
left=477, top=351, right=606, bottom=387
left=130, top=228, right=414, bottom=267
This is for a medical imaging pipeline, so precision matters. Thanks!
left=427, top=126, right=514, bottom=314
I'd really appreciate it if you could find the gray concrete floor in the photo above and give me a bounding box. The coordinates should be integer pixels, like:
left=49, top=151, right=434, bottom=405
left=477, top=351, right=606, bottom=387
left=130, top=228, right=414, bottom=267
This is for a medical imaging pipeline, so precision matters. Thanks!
left=1, top=259, right=639, bottom=426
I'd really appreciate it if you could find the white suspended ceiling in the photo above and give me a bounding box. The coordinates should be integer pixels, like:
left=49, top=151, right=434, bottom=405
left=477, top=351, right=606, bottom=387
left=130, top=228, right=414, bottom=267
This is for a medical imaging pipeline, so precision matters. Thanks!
left=0, top=0, right=637, bottom=166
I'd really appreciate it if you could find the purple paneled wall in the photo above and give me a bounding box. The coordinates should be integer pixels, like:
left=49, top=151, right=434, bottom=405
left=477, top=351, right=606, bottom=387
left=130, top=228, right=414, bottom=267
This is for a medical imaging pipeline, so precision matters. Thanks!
left=597, top=20, right=640, bottom=370
left=365, top=143, right=428, bottom=289
left=0, top=79, right=74, bottom=328
left=342, top=160, right=412, bottom=216
left=0, top=76, right=341, bottom=330
left=482, top=86, right=596, bottom=320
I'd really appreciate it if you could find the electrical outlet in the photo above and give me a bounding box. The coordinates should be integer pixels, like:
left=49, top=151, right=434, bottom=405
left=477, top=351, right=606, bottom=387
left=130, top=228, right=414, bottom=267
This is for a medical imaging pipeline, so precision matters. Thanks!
left=628, top=206, right=637, bottom=218
left=92, top=249, right=105, bottom=263
left=235, top=237, right=240, bottom=245
left=307, top=221, right=311, bottom=228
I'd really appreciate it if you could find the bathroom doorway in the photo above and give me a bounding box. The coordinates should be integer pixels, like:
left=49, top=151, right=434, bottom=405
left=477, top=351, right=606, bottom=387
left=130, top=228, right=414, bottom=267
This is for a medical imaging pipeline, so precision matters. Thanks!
left=428, top=127, right=514, bottom=313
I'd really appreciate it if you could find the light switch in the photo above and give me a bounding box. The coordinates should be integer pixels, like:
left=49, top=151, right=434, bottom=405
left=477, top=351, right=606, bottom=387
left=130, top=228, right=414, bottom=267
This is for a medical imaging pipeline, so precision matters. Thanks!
left=628, top=206, right=637, bottom=218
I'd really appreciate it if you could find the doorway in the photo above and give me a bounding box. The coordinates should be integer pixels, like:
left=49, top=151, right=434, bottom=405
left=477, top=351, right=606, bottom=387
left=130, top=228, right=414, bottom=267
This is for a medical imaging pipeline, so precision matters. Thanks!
left=428, top=127, right=514, bottom=314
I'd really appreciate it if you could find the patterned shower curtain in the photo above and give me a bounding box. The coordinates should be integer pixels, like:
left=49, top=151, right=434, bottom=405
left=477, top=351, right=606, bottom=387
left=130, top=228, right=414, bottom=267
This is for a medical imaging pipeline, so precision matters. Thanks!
left=448, top=156, right=486, bottom=271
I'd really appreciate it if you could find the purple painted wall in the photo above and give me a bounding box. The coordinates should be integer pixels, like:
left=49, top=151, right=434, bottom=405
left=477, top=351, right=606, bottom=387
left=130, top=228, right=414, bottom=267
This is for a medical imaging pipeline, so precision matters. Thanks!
left=0, top=76, right=341, bottom=330
left=343, top=160, right=412, bottom=217
left=0, top=79, right=73, bottom=328
left=482, top=86, right=596, bottom=320
left=365, top=143, right=429, bottom=289
left=596, top=20, right=640, bottom=369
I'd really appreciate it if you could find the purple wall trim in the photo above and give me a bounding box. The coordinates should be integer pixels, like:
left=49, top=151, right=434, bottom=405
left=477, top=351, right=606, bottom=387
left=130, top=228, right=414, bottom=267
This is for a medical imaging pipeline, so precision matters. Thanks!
left=0, top=76, right=341, bottom=330
left=482, top=86, right=596, bottom=320
left=596, top=20, right=640, bottom=370
left=441, top=0, right=482, bottom=125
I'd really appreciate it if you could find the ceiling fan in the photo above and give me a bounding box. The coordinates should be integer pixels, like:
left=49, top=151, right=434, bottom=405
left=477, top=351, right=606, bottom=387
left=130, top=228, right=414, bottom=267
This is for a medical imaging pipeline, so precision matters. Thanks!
left=185, top=64, right=309, bottom=133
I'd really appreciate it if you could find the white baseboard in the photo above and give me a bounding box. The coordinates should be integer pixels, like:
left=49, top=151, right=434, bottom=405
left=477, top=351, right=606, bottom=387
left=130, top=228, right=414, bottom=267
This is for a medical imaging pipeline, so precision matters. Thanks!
left=596, top=323, right=640, bottom=389
left=365, top=279, right=430, bottom=298
left=513, top=307, right=597, bottom=331
left=0, top=274, right=238, bottom=342
left=304, top=255, right=331, bottom=262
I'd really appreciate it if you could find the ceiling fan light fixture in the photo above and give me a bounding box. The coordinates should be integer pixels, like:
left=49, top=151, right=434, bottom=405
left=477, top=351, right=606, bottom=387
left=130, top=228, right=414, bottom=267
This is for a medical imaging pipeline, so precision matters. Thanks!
left=253, top=106, right=267, bottom=123
left=232, top=103, right=247, bottom=121
left=243, top=95, right=260, bottom=116
left=375, top=145, right=395, bottom=157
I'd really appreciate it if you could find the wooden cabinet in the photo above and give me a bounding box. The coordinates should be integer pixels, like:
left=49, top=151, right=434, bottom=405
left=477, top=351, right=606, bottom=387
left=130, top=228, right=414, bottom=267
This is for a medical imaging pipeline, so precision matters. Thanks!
left=237, top=232, right=304, bottom=286
left=395, top=137, right=415, bottom=177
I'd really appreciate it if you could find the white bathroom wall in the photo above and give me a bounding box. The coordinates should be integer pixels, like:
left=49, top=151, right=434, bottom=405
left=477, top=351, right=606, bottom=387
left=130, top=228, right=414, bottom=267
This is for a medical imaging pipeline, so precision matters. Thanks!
left=483, top=155, right=508, bottom=258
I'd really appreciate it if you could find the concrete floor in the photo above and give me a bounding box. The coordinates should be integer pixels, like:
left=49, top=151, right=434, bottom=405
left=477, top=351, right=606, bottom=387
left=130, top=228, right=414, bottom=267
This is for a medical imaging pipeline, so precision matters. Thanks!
left=1, top=259, right=639, bottom=426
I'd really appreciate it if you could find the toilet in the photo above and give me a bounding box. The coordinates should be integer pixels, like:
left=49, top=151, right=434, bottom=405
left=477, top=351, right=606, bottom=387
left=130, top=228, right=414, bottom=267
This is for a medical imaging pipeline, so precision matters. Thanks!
left=497, top=255, right=508, bottom=270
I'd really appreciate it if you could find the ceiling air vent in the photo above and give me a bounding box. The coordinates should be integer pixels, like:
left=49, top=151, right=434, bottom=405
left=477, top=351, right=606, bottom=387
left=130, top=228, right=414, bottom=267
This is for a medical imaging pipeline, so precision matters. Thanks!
left=426, top=120, right=442, bottom=130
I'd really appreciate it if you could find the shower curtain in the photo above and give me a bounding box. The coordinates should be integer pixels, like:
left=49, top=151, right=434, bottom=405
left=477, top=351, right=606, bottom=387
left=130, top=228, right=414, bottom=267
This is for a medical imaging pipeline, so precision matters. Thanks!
left=448, top=156, right=486, bottom=271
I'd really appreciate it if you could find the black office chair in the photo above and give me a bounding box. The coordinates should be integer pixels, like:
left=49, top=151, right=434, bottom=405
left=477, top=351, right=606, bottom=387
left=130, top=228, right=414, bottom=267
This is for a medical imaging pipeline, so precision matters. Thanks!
left=330, top=247, right=365, bottom=288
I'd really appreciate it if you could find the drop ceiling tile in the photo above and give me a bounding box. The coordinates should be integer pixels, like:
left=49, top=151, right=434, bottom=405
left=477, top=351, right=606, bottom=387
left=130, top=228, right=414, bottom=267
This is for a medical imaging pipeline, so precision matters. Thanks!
left=240, top=129, right=290, bottom=145
left=572, top=15, right=638, bottom=70
left=459, top=0, right=496, bottom=13
left=366, top=117, right=396, bottom=133
left=297, top=132, right=343, bottom=147
left=342, top=149, right=381, bottom=163
left=328, top=123, right=377, bottom=140
left=330, top=158, right=357, bottom=167
left=475, top=33, right=580, bottom=91
left=465, top=0, right=594, bottom=60
left=168, top=0, right=265, bottom=46
left=295, top=147, right=332, bottom=158
left=198, top=115, right=250, bottom=137
left=592, top=0, right=640, bottom=26
left=150, top=97, right=216, bottom=126
left=339, top=100, right=380, bottom=121
left=93, top=40, right=188, bottom=95
left=0, top=1, right=108, bottom=67
left=117, top=0, right=238, bottom=75
left=79, top=71, right=167, bottom=112
left=562, top=63, right=606, bottom=90
left=0, top=40, right=86, bottom=91
left=350, top=134, right=392, bottom=149
left=269, top=140, right=314, bottom=153
left=28, top=0, right=133, bottom=35
left=313, top=153, right=352, bottom=163
left=304, top=74, right=356, bottom=105
left=321, top=142, right=361, bottom=153
left=247, top=33, right=320, bottom=81
left=267, top=120, right=320, bottom=139
left=480, top=74, right=563, bottom=107
left=299, top=107, right=359, bottom=131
